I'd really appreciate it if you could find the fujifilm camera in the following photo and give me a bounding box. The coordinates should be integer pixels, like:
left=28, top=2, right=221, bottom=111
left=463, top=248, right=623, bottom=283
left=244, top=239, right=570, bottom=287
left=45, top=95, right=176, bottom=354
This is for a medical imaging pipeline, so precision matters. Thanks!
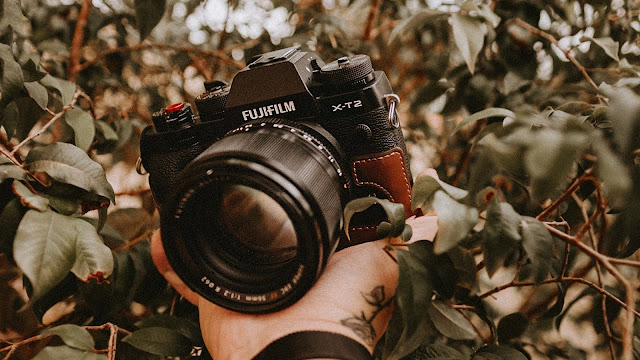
left=139, top=46, right=412, bottom=313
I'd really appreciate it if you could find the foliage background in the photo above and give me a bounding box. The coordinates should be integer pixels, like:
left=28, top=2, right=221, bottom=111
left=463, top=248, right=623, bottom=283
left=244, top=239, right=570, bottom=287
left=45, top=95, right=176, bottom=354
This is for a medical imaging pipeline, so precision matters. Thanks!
left=1, top=0, right=640, bottom=359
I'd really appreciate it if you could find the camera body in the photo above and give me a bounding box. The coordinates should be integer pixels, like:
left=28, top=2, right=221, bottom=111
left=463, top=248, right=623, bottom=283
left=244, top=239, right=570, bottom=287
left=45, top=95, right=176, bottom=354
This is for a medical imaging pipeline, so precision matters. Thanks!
left=139, top=47, right=412, bottom=313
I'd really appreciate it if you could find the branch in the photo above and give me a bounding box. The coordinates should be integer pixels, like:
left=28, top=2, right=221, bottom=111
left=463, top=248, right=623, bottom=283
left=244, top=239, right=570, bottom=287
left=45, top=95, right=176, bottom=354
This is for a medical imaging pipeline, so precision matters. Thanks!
left=537, top=168, right=594, bottom=221
left=10, top=90, right=84, bottom=156
left=362, top=0, right=382, bottom=42
left=69, top=0, right=92, bottom=82
left=513, top=18, right=600, bottom=93
left=73, top=42, right=244, bottom=75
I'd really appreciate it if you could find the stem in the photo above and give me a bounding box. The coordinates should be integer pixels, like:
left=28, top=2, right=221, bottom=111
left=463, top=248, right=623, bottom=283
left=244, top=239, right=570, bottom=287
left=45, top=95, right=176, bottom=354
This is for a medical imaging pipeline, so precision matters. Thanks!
left=10, top=90, right=83, bottom=156
left=362, top=0, right=382, bottom=42
left=513, top=18, right=600, bottom=94
left=537, top=169, right=594, bottom=221
left=74, top=42, right=244, bottom=75
left=69, top=0, right=92, bottom=82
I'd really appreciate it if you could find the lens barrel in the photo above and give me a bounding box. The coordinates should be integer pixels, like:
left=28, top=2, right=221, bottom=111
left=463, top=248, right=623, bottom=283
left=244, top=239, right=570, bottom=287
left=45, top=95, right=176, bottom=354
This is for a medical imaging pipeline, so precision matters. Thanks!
left=160, top=119, right=346, bottom=313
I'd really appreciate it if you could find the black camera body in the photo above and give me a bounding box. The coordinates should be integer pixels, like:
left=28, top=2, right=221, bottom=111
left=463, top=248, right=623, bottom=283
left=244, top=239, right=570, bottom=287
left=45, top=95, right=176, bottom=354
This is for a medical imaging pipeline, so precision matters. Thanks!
left=139, top=47, right=412, bottom=313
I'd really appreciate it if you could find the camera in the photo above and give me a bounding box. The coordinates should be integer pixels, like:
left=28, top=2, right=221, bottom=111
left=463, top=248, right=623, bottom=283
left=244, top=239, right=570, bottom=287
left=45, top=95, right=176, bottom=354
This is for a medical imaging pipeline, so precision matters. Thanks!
left=139, top=46, right=412, bottom=313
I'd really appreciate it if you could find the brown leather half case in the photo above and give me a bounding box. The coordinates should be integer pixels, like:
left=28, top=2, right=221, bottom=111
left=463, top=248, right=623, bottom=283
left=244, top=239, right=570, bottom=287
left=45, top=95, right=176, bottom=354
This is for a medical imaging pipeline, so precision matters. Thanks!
left=338, top=147, right=413, bottom=248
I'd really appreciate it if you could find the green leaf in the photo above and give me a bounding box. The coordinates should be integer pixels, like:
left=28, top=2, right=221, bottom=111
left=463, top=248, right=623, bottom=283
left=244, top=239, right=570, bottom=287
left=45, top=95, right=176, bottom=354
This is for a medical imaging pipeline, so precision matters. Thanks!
left=13, top=209, right=114, bottom=300
left=64, top=109, right=95, bottom=152
left=525, top=128, right=589, bottom=202
left=427, top=300, right=476, bottom=340
left=405, top=343, right=466, bottom=359
left=41, top=324, right=94, bottom=351
left=520, top=217, right=553, bottom=283
left=344, top=197, right=406, bottom=240
left=432, top=190, right=479, bottom=254
left=447, top=246, right=477, bottom=291
left=25, top=142, right=115, bottom=203
left=482, top=198, right=522, bottom=277
left=0, top=157, right=27, bottom=181
left=40, top=75, right=76, bottom=105
left=497, top=312, right=529, bottom=343
left=451, top=7, right=486, bottom=74
left=451, top=108, right=515, bottom=135
left=388, top=9, right=448, bottom=44
left=123, top=327, right=194, bottom=357
left=591, top=134, right=631, bottom=207
left=14, top=96, right=46, bottom=141
left=33, top=345, right=106, bottom=360
left=582, top=36, right=619, bottom=62
left=12, top=180, right=49, bottom=211
left=384, top=241, right=436, bottom=359
left=0, top=43, right=24, bottom=107
left=0, top=198, right=27, bottom=259
left=22, top=59, right=47, bottom=82
left=475, top=345, right=528, bottom=360
left=0, top=0, right=27, bottom=35
left=134, top=0, right=167, bottom=40
left=24, top=82, right=48, bottom=110
left=411, top=175, right=468, bottom=214
left=135, top=314, right=203, bottom=344
left=1, top=100, right=18, bottom=139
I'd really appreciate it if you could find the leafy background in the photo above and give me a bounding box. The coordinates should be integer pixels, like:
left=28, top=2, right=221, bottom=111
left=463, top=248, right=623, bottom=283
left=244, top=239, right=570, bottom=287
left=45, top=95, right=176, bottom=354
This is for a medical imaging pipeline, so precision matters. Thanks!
left=1, top=0, right=640, bottom=359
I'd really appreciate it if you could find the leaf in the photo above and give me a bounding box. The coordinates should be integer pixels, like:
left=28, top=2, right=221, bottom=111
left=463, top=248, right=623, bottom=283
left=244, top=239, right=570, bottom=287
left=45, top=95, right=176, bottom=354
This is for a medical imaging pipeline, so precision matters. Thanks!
left=1, top=100, right=18, bottom=139
left=14, top=96, right=46, bottom=141
left=447, top=246, right=477, bottom=291
left=135, top=314, right=203, bottom=344
left=482, top=198, right=522, bottom=277
left=344, top=197, right=406, bottom=240
left=475, top=345, right=528, bottom=360
left=427, top=300, right=476, bottom=340
left=24, top=82, right=48, bottom=110
left=134, top=0, right=167, bottom=40
left=582, top=36, right=619, bottom=62
left=520, top=217, right=553, bottom=283
left=41, top=324, right=94, bottom=351
left=525, top=128, right=589, bottom=202
left=405, top=343, right=466, bottom=359
left=64, top=109, right=95, bottom=152
left=123, top=327, right=194, bottom=357
left=451, top=108, right=515, bottom=135
left=13, top=209, right=114, bottom=300
left=432, top=190, right=479, bottom=254
left=25, top=142, right=115, bottom=203
left=40, top=75, right=76, bottom=105
left=22, top=59, right=47, bottom=82
left=384, top=241, right=436, bottom=359
left=411, top=175, right=468, bottom=214
left=591, top=134, right=631, bottom=207
left=0, top=0, right=27, bottom=35
left=388, top=9, right=448, bottom=44
left=0, top=198, right=27, bottom=260
left=33, top=345, right=107, bottom=360
left=0, top=43, right=24, bottom=109
left=12, top=180, right=49, bottom=211
left=451, top=8, right=486, bottom=74
left=497, top=312, right=529, bottom=343
left=0, top=157, right=27, bottom=181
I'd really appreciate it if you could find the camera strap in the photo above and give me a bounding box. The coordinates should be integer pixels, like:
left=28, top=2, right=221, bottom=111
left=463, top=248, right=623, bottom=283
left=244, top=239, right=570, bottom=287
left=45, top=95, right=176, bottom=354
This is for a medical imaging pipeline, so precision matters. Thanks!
left=252, top=331, right=372, bottom=360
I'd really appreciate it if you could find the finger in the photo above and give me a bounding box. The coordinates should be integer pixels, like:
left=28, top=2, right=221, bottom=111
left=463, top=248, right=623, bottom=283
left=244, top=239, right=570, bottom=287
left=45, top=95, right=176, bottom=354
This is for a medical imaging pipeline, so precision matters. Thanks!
left=150, top=229, right=201, bottom=305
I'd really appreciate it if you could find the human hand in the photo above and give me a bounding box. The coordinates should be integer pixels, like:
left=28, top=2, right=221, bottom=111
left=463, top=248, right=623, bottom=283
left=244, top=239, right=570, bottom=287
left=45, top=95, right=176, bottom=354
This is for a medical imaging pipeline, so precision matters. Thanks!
left=151, top=174, right=439, bottom=359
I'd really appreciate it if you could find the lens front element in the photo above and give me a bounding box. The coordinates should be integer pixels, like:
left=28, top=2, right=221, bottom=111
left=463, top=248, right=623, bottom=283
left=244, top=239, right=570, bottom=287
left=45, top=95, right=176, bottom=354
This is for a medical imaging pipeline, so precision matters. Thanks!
left=218, top=185, right=297, bottom=266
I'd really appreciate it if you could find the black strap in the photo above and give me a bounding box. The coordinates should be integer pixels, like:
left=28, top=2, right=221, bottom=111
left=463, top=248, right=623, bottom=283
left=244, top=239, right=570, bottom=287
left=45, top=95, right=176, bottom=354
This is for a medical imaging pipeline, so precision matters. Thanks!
left=252, top=331, right=372, bottom=360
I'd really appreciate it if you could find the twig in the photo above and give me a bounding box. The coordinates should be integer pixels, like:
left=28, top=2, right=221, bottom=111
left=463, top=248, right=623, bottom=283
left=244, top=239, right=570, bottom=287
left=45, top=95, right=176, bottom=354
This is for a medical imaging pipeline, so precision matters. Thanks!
left=10, top=90, right=84, bottom=156
left=69, top=0, right=92, bottom=82
left=537, top=168, right=594, bottom=221
left=513, top=18, right=600, bottom=93
left=111, top=227, right=154, bottom=252
left=73, top=42, right=244, bottom=75
left=362, top=0, right=382, bottom=42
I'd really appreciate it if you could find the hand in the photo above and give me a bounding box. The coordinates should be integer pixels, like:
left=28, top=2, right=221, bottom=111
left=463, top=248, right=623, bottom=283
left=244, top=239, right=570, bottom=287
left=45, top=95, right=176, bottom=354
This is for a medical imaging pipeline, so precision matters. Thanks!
left=151, top=175, right=439, bottom=359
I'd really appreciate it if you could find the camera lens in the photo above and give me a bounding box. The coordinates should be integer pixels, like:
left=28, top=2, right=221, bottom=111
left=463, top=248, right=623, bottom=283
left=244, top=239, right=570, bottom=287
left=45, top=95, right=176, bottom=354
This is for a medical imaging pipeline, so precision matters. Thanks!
left=216, top=184, right=297, bottom=265
left=160, top=118, right=348, bottom=313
